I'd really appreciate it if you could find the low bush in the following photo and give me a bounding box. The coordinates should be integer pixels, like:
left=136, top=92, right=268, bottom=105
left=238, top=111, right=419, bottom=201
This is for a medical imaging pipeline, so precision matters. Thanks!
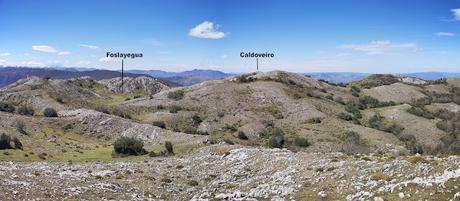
left=308, top=117, right=322, bottom=124
left=165, top=141, right=174, bottom=155
left=294, top=137, right=310, bottom=147
left=11, top=137, right=22, bottom=150
left=16, top=122, right=27, bottom=135
left=0, top=102, right=15, bottom=113
left=113, top=137, right=146, bottom=155
left=338, top=112, right=354, bottom=121
left=191, top=114, right=202, bottom=126
left=152, top=121, right=166, bottom=129
left=167, top=90, right=185, bottom=100
left=434, top=109, right=455, bottom=120
left=95, top=105, right=110, bottom=114
left=268, top=128, right=285, bottom=148
left=169, top=105, right=181, bottom=113
left=43, top=108, right=58, bottom=117
left=0, top=133, right=12, bottom=149
left=341, top=131, right=368, bottom=154
left=406, top=106, right=434, bottom=119
left=237, top=131, right=248, bottom=140
left=345, top=102, right=362, bottom=119
left=368, top=114, right=404, bottom=136
left=358, top=96, right=380, bottom=109
left=112, top=108, right=131, bottom=119
left=17, top=105, right=34, bottom=116
left=399, top=134, right=423, bottom=154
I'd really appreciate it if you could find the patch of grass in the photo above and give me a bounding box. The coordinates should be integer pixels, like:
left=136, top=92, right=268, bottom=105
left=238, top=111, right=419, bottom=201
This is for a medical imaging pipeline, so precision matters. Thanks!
left=370, top=172, right=392, bottom=181
left=407, top=155, right=429, bottom=164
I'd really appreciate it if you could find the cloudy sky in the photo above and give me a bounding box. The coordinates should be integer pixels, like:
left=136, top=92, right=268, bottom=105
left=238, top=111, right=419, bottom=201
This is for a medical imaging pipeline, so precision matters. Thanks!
left=0, top=0, right=459, bottom=73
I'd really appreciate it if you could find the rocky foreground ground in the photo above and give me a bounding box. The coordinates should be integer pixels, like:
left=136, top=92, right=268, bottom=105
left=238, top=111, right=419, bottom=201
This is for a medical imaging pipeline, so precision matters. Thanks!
left=1, top=145, right=460, bottom=201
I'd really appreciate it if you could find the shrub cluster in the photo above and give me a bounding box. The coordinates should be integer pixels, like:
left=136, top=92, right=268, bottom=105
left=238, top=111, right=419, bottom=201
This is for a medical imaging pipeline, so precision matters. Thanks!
left=268, top=128, right=285, bottom=148
left=113, top=137, right=146, bottom=155
left=341, top=131, right=368, bottom=154
left=368, top=114, right=404, bottom=136
left=152, top=121, right=166, bottom=129
left=0, top=102, right=15, bottom=113
left=167, top=90, right=185, bottom=100
left=17, top=105, right=34, bottom=116
left=0, top=133, right=22, bottom=150
left=406, top=106, right=434, bottom=119
left=399, top=134, right=423, bottom=154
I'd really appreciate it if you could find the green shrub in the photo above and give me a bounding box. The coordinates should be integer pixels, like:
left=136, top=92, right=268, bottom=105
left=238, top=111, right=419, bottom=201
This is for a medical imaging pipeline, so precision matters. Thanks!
left=167, top=90, right=185, bottom=100
left=187, top=180, right=199, bottom=186
left=268, top=134, right=284, bottom=148
left=11, top=137, right=22, bottom=150
left=95, top=105, right=110, bottom=114
left=338, top=112, right=354, bottom=121
left=16, top=122, right=27, bottom=135
left=152, top=121, right=166, bottom=129
left=237, top=131, right=248, bottom=140
left=169, top=105, right=181, bottom=113
left=55, top=96, right=64, bottom=103
left=192, top=114, right=202, bottom=126
left=406, top=106, right=434, bottom=119
left=294, top=137, right=310, bottom=147
left=0, top=133, right=12, bottom=149
left=268, top=128, right=285, bottom=148
left=17, top=105, right=34, bottom=116
left=111, top=108, right=131, bottom=119
left=43, top=108, right=58, bottom=117
left=0, top=102, right=15, bottom=113
left=345, top=103, right=362, bottom=119
left=165, top=141, right=174, bottom=155
left=113, top=137, right=146, bottom=155
left=358, top=96, right=380, bottom=109
left=434, top=109, right=455, bottom=120
left=308, top=117, right=322, bottom=124
left=341, top=131, right=368, bottom=154
left=399, top=134, right=423, bottom=154
left=368, top=114, right=404, bottom=136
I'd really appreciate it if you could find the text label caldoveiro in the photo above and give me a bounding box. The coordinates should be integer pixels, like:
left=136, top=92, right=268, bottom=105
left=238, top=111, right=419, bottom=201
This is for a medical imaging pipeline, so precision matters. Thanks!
left=106, top=52, right=143, bottom=59
left=240, top=52, right=275, bottom=58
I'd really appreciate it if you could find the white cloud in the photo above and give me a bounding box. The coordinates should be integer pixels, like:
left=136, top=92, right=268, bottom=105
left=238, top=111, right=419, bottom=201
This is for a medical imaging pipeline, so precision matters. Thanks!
left=99, top=57, right=115, bottom=62
left=32, top=45, right=57, bottom=53
left=451, top=8, right=460, bottom=21
left=78, top=60, right=91, bottom=66
left=21, top=61, right=44, bottom=66
left=0, top=52, right=11, bottom=56
left=339, top=40, right=417, bottom=54
left=189, top=21, right=227, bottom=39
left=220, top=54, right=228, bottom=59
left=79, top=44, right=99, bottom=49
left=58, top=51, right=71, bottom=55
left=435, top=32, right=456, bottom=36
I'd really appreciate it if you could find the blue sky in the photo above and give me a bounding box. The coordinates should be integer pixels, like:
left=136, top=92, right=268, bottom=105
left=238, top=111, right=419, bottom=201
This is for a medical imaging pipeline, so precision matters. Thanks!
left=0, top=0, right=459, bottom=73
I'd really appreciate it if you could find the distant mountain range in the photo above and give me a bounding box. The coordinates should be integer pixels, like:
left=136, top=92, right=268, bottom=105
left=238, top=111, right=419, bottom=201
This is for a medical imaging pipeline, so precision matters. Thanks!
left=0, top=67, right=175, bottom=88
left=2, top=66, right=460, bottom=88
left=127, top=69, right=235, bottom=86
